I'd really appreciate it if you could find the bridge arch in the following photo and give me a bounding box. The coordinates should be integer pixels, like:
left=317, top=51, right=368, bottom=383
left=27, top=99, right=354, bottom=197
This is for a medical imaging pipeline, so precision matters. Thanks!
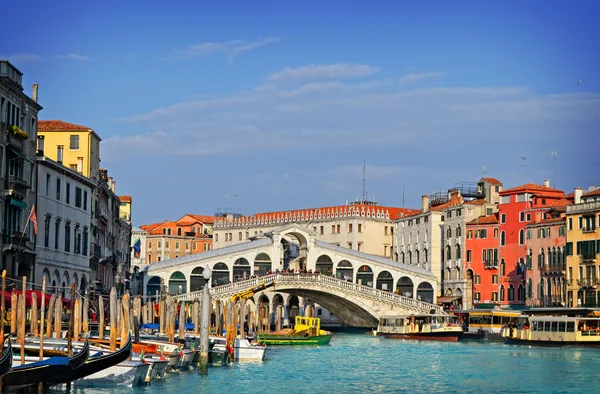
left=190, top=267, right=207, bottom=292
left=356, top=265, right=374, bottom=287
left=316, top=255, right=333, bottom=276
left=376, top=270, right=394, bottom=292
left=233, top=258, right=251, bottom=282
left=417, top=282, right=434, bottom=303
left=396, top=277, right=414, bottom=298
left=212, top=263, right=230, bottom=286
left=147, top=276, right=162, bottom=297
left=336, top=260, right=353, bottom=281
left=254, top=253, right=272, bottom=276
left=168, top=271, right=186, bottom=294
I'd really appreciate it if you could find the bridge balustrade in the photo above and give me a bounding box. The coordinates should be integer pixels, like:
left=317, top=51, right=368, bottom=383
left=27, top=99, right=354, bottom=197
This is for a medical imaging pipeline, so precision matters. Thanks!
left=173, top=273, right=443, bottom=314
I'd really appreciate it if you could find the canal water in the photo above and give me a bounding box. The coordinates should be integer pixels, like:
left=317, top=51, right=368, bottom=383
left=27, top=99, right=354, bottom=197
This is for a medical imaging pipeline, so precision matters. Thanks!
left=66, top=333, right=600, bottom=393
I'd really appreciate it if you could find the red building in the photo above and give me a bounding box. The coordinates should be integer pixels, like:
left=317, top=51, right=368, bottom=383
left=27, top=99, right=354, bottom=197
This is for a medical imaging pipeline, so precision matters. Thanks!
left=497, top=181, right=565, bottom=305
left=466, top=213, right=500, bottom=304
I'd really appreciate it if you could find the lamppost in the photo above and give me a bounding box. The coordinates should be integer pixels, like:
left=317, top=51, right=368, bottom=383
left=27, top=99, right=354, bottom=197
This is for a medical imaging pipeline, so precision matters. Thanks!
left=199, top=265, right=212, bottom=375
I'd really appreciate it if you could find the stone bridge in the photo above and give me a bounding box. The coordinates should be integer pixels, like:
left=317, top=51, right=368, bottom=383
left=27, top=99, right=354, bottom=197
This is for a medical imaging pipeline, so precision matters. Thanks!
left=141, top=223, right=443, bottom=327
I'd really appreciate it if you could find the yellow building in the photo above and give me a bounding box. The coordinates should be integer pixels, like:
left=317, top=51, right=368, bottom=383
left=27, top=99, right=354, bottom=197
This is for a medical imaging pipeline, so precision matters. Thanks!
left=37, top=120, right=101, bottom=179
left=119, top=195, right=132, bottom=224
left=565, top=187, right=600, bottom=307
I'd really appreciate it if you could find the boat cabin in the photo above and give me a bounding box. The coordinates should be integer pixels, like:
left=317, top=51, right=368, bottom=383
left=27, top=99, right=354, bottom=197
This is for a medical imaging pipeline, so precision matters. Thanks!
left=501, top=315, right=600, bottom=344
left=378, top=314, right=461, bottom=335
left=467, top=310, right=521, bottom=334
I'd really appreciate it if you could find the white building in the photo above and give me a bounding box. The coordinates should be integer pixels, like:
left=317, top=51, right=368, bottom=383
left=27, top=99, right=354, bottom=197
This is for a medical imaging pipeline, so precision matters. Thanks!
left=129, top=226, right=147, bottom=295
left=35, top=156, right=94, bottom=297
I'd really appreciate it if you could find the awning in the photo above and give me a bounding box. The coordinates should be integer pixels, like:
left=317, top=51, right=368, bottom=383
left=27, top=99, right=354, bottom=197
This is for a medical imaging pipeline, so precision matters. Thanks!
left=8, top=147, right=32, bottom=163
left=9, top=198, right=28, bottom=209
left=437, top=296, right=462, bottom=305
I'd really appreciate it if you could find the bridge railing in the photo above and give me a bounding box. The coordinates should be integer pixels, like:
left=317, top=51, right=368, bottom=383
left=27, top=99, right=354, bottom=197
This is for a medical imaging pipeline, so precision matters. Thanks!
left=173, top=273, right=444, bottom=314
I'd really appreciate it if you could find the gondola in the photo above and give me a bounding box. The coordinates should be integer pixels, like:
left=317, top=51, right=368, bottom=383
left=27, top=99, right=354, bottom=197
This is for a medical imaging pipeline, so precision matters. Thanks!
left=0, top=338, right=13, bottom=378
left=45, top=334, right=133, bottom=386
left=2, top=338, right=87, bottom=391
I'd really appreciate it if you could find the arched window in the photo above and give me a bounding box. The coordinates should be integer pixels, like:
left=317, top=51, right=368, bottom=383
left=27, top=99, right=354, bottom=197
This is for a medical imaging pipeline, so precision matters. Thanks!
left=447, top=246, right=451, bottom=260
left=500, top=231, right=506, bottom=246
left=148, top=254, right=152, bottom=264
left=519, top=229, right=524, bottom=245
left=447, top=227, right=452, bottom=239
left=167, top=228, right=172, bottom=235
left=500, top=285, right=505, bottom=301
left=408, top=251, right=412, bottom=264
left=401, top=252, right=405, bottom=264
left=494, top=228, right=499, bottom=238
left=456, top=245, right=461, bottom=259
left=424, top=248, right=428, bottom=263
left=416, top=250, right=420, bottom=264
left=177, top=228, right=182, bottom=236
left=457, top=225, right=462, bottom=237
left=500, top=259, right=505, bottom=276
left=467, top=230, right=473, bottom=239
left=527, top=279, right=533, bottom=299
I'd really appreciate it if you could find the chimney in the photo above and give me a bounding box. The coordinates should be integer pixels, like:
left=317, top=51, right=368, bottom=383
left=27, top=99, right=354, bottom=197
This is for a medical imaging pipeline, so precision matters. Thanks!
left=544, top=179, right=550, bottom=188
left=77, top=157, right=83, bottom=174
left=574, top=187, right=582, bottom=204
left=422, top=195, right=429, bottom=212
left=36, top=135, right=45, bottom=156
left=57, top=145, right=64, bottom=164
left=111, top=179, right=116, bottom=193
left=32, top=84, right=39, bottom=103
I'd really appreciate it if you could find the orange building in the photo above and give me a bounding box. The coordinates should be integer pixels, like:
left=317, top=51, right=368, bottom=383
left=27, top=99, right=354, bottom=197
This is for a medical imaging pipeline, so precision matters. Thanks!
left=466, top=213, right=500, bottom=304
left=140, top=214, right=214, bottom=264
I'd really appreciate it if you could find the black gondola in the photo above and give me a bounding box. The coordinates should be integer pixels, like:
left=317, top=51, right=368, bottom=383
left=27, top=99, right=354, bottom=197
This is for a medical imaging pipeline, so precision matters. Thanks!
left=45, top=334, right=133, bottom=386
left=0, top=339, right=13, bottom=378
left=2, top=338, right=88, bottom=391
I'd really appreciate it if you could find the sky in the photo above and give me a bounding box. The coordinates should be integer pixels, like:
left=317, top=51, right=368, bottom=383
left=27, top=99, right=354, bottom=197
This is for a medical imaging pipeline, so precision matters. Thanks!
left=3, top=0, right=599, bottom=226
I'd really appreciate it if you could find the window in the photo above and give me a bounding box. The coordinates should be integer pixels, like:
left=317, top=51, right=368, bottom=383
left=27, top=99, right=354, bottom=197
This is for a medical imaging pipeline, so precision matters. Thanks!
left=358, top=224, right=362, bottom=232
left=384, top=226, right=388, bottom=235
left=69, top=135, right=80, bottom=150
left=480, top=229, right=487, bottom=239
left=177, top=228, right=182, bottom=236
left=193, top=242, right=198, bottom=250
left=456, top=245, right=461, bottom=259
left=483, top=249, right=488, bottom=262
left=44, top=216, right=50, bottom=247
left=520, top=212, right=525, bottom=222
left=519, top=229, right=525, bottom=245
left=214, top=234, right=218, bottom=242
left=500, top=285, right=505, bottom=301
left=65, top=183, right=70, bottom=204
left=508, top=285, right=514, bottom=301
left=457, top=226, right=462, bottom=237
left=467, top=230, right=472, bottom=239
left=168, top=228, right=172, bottom=235
left=494, top=228, right=498, bottom=238
left=526, top=229, right=532, bottom=239
left=337, top=224, right=341, bottom=233
left=320, top=226, right=324, bottom=235
left=64, top=222, right=71, bottom=252
left=148, top=242, right=152, bottom=250
left=348, top=223, right=353, bottom=233
left=500, top=231, right=506, bottom=246
left=331, top=225, right=335, bottom=234
left=492, top=274, right=498, bottom=284
left=526, top=213, right=531, bottom=221
left=175, top=242, right=180, bottom=250
left=501, top=214, right=506, bottom=223
left=75, top=187, right=82, bottom=208
left=46, top=174, right=51, bottom=195
left=186, top=242, right=190, bottom=250
left=83, top=228, right=88, bottom=256
left=239, top=232, right=242, bottom=241
left=492, top=292, right=498, bottom=302
left=475, top=275, right=481, bottom=285
left=56, top=178, right=61, bottom=200
left=500, top=259, right=505, bottom=276
left=467, top=250, right=472, bottom=262
left=74, top=226, right=81, bottom=254
left=54, top=219, right=60, bottom=249
left=165, top=241, right=170, bottom=249
left=83, top=191, right=88, bottom=210
left=447, top=227, right=452, bottom=238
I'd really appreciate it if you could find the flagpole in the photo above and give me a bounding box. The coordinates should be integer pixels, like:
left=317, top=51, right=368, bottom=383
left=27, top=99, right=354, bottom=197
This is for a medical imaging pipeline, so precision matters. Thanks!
left=21, top=204, right=35, bottom=239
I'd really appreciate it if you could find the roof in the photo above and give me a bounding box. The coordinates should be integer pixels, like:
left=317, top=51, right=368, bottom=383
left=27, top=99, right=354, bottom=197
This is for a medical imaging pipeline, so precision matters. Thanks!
left=526, top=217, right=565, bottom=226
left=583, top=188, right=600, bottom=198
left=119, top=195, right=132, bottom=203
left=464, top=199, right=487, bottom=206
left=38, top=120, right=92, bottom=132
left=481, top=177, right=502, bottom=185
left=546, top=198, right=572, bottom=208
left=146, top=237, right=273, bottom=273
left=430, top=195, right=464, bottom=212
left=139, top=221, right=167, bottom=233
left=315, top=241, right=436, bottom=279
left=500, top=183, right=563, bottom=195
left=467, top=213, right=499, bottom=225
left=187, top=214, right=215, bottom=224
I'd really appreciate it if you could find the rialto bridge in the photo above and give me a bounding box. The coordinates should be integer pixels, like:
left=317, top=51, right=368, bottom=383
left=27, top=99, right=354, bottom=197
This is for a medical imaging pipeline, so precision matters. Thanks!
left=141, top=224, right=443, bottom=327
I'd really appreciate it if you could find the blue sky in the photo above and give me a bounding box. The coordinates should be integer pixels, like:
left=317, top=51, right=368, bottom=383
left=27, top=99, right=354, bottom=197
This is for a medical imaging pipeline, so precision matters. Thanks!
left=3, top=0, right=599, bottom=225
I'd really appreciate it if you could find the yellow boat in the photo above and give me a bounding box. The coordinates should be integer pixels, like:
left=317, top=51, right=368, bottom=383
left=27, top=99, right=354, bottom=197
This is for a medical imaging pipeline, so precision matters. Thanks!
left=257, top=316, right=332, bottom=345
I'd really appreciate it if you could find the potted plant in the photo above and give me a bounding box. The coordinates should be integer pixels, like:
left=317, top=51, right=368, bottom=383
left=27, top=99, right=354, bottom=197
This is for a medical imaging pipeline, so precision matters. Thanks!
left=7, top=125, right=28, bottom=140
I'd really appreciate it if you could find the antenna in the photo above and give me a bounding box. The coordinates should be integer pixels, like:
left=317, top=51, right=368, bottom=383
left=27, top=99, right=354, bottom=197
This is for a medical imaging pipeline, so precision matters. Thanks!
left=362, top=160, right=366, bottom=203
left=551, top=151, right=557, bottom=188
left=520, top=156, right=526, bottom=183
left=482, top=165, right=487, bottom=176
left=402, top=183, right=405, bottom=208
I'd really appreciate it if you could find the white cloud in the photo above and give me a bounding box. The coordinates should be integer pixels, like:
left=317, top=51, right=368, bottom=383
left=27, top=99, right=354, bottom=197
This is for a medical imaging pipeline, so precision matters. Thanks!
left=399, top=71, right=444, bottom=85
left=3, top=53, right=44, bottom=63
left=106, top=67, right=600, bottom=164
left=267, top=63, right=380, bottom=85
left=165, top=37, right=279, bottom=61
left=56, top=53, right=92, bottom=61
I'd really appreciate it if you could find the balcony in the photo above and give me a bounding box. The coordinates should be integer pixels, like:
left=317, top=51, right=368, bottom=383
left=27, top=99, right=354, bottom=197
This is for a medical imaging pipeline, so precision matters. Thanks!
left=484, top=260, right=498, bottom=269
left=3, top=231, right=29, bottom=248
left=91, top=243, right=102, bottom=260
left=582, top=227, right=597, bottom=234
left=99, top=210, right=109, bottom=224
left=578, top=278, right=600, bottom=287
left=542, top=264, right=566, bottom=273
left=6, top=130, right=25, bottom=151
left=581, top=252, right=597, bottom=263
left=567, top=201, right=600, bottom=215
left=6, top=176, right=29, bottom=199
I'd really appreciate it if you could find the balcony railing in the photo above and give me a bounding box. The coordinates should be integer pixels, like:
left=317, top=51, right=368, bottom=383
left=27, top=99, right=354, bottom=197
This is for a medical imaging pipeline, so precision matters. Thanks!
left=6, top=176, right=29, bottom=198
left=6, top=130, right=25, bottom=150
left=582, top=227, right=597, bottom=234
left=567, top=201, right=600, bottom=214
left=542, top=263, right=566, bottom=273
left=581, top=252, right=597, bottom=262
left=3, top=231, right=29, bottom=248
left=578, top=278, right=600, bottom=287
left=91, top=243, right=102, bottom=259
left=484, top=260, right=498, bottom=269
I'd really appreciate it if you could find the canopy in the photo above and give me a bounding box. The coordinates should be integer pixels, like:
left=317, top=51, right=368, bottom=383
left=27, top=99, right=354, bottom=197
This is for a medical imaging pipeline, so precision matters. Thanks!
left=436, top=296, right=462, bottom=305
left=3, top=290, right=72, bottom=308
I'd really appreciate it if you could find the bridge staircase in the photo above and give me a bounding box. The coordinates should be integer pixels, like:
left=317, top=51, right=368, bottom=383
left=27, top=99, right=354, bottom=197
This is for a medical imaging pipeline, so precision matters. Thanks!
left=173, top=273, right=444, bottom=316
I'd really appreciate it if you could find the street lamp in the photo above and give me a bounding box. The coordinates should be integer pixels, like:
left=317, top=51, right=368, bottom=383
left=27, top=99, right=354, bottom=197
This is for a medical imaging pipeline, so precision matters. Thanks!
left=199, top=265, right=212, bottom=375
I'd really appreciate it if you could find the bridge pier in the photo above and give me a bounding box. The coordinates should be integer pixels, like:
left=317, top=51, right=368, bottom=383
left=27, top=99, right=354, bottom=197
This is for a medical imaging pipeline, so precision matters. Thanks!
left=269, top=299, right=275, bottom=329
left=283, top=303, right=290, bottom=328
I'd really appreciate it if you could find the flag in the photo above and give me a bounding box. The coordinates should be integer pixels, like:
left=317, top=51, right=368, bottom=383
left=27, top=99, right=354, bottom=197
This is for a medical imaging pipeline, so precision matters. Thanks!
left=140, top=349, right=146, bottom=364
left=28, top=204, right=38, bottom=235
left=133, top=238, right=141, bottom=258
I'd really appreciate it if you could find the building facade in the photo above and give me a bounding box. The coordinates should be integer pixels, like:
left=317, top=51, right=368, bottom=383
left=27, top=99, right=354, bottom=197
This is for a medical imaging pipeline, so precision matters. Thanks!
left=214, top=202, right=419, bottom=262
left=566, top=187, right=600, bottom=307
left=466, top=213, right=500, bottom=305
left=497, top=181, right=565, bottom=305
left=119, top=195, right=131, bottom=224
left=35, top=156, right=94, bottom=297
left=0, top=61, right=42, bottom=279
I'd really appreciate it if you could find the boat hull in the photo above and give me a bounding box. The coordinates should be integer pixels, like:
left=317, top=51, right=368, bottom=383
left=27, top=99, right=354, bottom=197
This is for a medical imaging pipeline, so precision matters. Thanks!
left=379, top=332, right=462, bottom=342
left=73, top=361, right=150, bottom=387
left=503, top=337, right=600, bottom=347
left=257, top=334, right=332, bottom=346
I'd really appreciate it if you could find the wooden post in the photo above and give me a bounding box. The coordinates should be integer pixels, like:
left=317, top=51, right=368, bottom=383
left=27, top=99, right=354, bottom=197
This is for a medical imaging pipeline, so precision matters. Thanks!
left=54, top=297, right=62, bottom=339
left=10, top=292, right=17, bottom=334
left=99, top=296, right=105, bottom=340
left=31, top=292, right=38, bottom=336
left=68, top=283, right=75, bottom=355
left=83, top=297, right=89, bottom=336
left=18, top=276, right=26, bottom=365
left=46, top=294, right=56, bottom=338
left=0, top=270, right=5, bottom=341
left=121, top=293, right=130, bottom=347
left=133, top=296, right=141, bottom=343
left=73, top=298, right=81, bottom=341
left=193, top=298, right=199, bottom=334
left=167, top=296, right=175, bottom=343
left=178, top=301, right=185, bottom=340
left=159, top=297, right=165, bottom=334
left=109, top=287, right=117, bottom=351
left=37, top=278, right=46, bottom=394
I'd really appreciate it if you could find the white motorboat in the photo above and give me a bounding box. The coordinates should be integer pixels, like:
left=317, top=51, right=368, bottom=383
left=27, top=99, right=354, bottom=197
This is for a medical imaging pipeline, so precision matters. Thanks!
left=210, top=336, right=266, bottom=362
left=141, top=340, right=195, bottom=369
left=73, top=360, right=150, bottom=387
left=131, top=354, right=169, bottom=381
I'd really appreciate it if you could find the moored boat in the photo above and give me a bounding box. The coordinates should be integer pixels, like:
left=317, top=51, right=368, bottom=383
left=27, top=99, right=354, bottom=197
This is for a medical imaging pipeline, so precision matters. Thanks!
left=377, top=314, right=463, bottom=342
left=0, top=339, right=12, bottom=378
left=4, top=349, right=74, bottom=390
left=211, top=336, right=266, bottom=362
left=257, top=316, right=332, bottom=346
left=501, top=315, right=600, bottom=347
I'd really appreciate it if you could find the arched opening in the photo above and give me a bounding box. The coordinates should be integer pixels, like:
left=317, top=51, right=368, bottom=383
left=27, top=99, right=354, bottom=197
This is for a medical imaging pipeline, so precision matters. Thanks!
left=527, top=279, right=533, bottom=300
left=177, top=228, right=182, bottom=236
left=62, top=272, right=70, bottom=298
left=466, top=269, right=474, bottom=308
left=336, top=260, right=353, bottom=281
left=288, top=295, right=300, bottom=322
left=446, top=288, right=454, bottom=296
left=147, top=276, right=162, bottom=297
left=305, top=305, right=315, bottom=318
left=254, top=253, right=272, bottom=276
left=376, top=271, right=393, bottom=292
left=73, top=273, right=79, bottom=290
left=190, top=267, right=207, bottom=292
left=80, top=275, right=87, bottom=293
left=396, top=277, right=413, bottom=297
left=508, top=284, right=514, bottom=301
left=168, top=271, right=187, bottom=294
left=233, top=258, right=251, bottom=282
left=500, top=285, right=505, bottom=302
left=356, top=265, right=374, bottom=287
left=257, top=294, right=270, bottom=332
left=212, top=263, right=230, bottom=286
left=417, top=282, right=434, bottom=303
left=316, top=255, right=333, bottom=276
left=273, top=294, right=285, bottom=330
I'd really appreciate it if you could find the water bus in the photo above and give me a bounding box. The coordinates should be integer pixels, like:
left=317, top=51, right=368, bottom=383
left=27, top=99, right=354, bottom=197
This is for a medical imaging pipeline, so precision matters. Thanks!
left=501, top=315, right=600, bottom=346
left=463, top=309, right=522, bottom=341
left=377, top=314, right=463, bottom=342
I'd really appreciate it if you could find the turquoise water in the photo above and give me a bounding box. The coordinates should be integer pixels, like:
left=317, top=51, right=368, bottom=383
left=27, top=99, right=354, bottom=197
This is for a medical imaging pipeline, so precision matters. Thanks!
left=66, top=333, right=600, bottom=393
